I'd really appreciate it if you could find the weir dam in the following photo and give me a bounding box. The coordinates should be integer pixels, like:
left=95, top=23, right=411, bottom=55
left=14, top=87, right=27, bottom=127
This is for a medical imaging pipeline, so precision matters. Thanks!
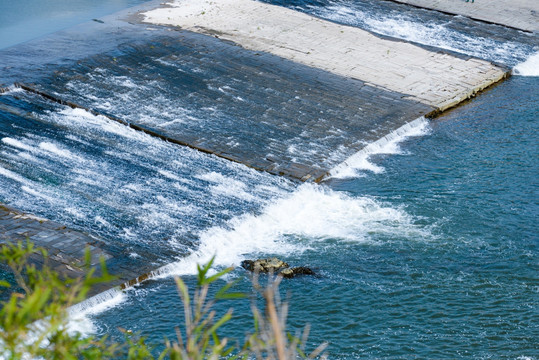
left=0, top=0, right=537, bottom=297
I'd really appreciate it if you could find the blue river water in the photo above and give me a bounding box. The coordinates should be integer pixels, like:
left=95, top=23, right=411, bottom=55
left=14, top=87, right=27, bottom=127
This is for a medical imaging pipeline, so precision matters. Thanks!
left=0, top=0, right=538, bottom=358
left=0, top=0, right=149, bottom=50
left=82, top=76, right=537, bottom=359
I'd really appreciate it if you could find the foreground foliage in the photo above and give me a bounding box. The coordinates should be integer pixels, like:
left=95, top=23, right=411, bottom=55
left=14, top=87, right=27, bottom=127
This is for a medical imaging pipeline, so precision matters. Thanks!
left=0, top=241, right=326, bottom=359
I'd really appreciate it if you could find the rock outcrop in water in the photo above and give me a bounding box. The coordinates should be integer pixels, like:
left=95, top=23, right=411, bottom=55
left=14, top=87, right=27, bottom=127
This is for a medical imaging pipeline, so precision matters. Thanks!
left=241, top=258, right=289, bottom=272
left=280, top=266, right=315, bottom=278
left=240, top=258, right=315, bottom=278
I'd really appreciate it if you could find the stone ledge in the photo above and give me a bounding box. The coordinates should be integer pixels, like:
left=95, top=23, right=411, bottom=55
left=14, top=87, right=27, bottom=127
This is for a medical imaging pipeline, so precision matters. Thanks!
left=382, top=0, right=539, bottom=33
left=0, top=204, right=156, bottom=296
left=142, top=0, right=509, bottom=112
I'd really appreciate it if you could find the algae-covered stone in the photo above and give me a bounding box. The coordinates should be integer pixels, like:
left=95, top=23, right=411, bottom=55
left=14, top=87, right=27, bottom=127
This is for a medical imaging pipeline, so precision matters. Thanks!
left=241, top=258, right=289, bottom=273
left=291, top=266, right=315, bottom=276
left=280, top=267, right=315, bottom=279
left=241, top=258, right=315, bottom=278
left=279, top=268, right=294, bottom=278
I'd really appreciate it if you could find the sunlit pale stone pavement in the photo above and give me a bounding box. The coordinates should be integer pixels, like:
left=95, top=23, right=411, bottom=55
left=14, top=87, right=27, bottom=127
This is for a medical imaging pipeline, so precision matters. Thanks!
left=143, top=0, right=508, bottom=112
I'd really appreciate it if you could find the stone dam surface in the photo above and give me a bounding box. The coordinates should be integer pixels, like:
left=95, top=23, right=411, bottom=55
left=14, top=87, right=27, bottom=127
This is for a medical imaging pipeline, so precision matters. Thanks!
left=0, top=0, right=520, bottom=294
left=142, top=0, right=507, bottom=112
left=0, top=205, right=156, bottom=296
left=385, top=0, right=539, bottom=33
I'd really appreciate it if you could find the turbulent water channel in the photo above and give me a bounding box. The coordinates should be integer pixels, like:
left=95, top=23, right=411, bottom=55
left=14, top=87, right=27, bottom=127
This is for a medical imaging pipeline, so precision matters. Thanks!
left=0, top=0, right=537, bottom=358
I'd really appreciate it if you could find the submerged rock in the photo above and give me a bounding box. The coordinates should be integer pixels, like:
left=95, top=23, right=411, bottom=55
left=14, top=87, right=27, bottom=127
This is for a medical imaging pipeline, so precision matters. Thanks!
left=280, top=266, right=316, bottom=278
left=240, top=258, right=315, bottom=278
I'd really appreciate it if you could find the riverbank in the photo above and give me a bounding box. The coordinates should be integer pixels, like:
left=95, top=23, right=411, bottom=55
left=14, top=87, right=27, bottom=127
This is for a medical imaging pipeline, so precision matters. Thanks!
left=1, top=0, right=537, bottom=356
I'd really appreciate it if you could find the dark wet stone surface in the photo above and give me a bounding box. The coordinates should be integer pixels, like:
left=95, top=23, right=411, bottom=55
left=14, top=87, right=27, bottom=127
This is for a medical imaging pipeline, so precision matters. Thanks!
left=7, top=30, right=432, bottom=181
left=241, top=258, right=316, bottom=278
left=0, top=204, right=158, bottom=296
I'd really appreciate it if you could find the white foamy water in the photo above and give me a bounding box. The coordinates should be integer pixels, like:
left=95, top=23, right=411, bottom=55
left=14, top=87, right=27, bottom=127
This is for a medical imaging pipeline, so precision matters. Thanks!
left=197, top=171, right=256, bottom=201
left=313, top=3, right=533, bottom=67
left=0, top=289, right=127, bottom=348
left=153, top=182, right=430, bottom=278
left=64, top=68, right=196, bottom=128
left=513, top=51, right=539, bottom=76
left=51, top=177, right=431, bottom=335
left=0, top=100, right=295, bottom=334
left=68, top=288, right=127, bottom=335
left=329, top=117, right=430, bottom=179
left=39, top=141, right=83, bottom=162
left=2, top=137, right=34, bottom=151
left=0, top=103, right=297, bottom=301
left=0, top=165, right=30, bottom=185
left=0, top=98, right=433, bottom=335
left=2, top=132, right=90, bottom=169
left=0, top=85, right=24, bottom=95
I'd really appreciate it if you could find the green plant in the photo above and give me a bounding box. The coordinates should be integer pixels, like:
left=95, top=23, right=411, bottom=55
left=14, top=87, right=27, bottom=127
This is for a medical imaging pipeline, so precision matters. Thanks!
left=244, top=273, right=327, bottom=360
left=0, top=240, right=326, bottom=359
left=164, top=258, right=242, bottom=359
left=0, top=239, right=151, bottom=359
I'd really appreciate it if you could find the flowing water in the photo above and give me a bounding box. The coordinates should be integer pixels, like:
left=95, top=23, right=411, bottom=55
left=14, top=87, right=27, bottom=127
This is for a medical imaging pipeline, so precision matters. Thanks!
left=0, top=0, right=537, bottom=358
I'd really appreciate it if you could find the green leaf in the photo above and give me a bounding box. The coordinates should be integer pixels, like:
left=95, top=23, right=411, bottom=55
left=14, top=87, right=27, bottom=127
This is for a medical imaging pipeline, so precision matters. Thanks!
left=207, top=310, right=232, bottom=335
left=174, top=277, right=189, bottom=306
left=205, top=266, right=233, bottom=285
left=197, top=256, right=215, bottom=285
left=215, top=278, right=246, bottom=300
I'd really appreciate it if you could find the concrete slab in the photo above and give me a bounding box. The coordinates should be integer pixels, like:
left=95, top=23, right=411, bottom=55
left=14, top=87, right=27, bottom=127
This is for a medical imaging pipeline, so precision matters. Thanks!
left=383, top=0, right=539, bottom=33
left=19, top=33, right=435, bottom=182
left=0, top=204, right=109, bottom=266
left=0, top=204, right=153, bottom=295
left=142, top=0, right=508, bottom=112
left=2, top=0, right=510, bottom=183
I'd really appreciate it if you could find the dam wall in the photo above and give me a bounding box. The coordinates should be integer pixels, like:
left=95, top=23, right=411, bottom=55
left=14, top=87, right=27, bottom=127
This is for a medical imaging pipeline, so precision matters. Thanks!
left=0, top=0, right=522, bottom=297
left=0, top=204, right=157, bottom=296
